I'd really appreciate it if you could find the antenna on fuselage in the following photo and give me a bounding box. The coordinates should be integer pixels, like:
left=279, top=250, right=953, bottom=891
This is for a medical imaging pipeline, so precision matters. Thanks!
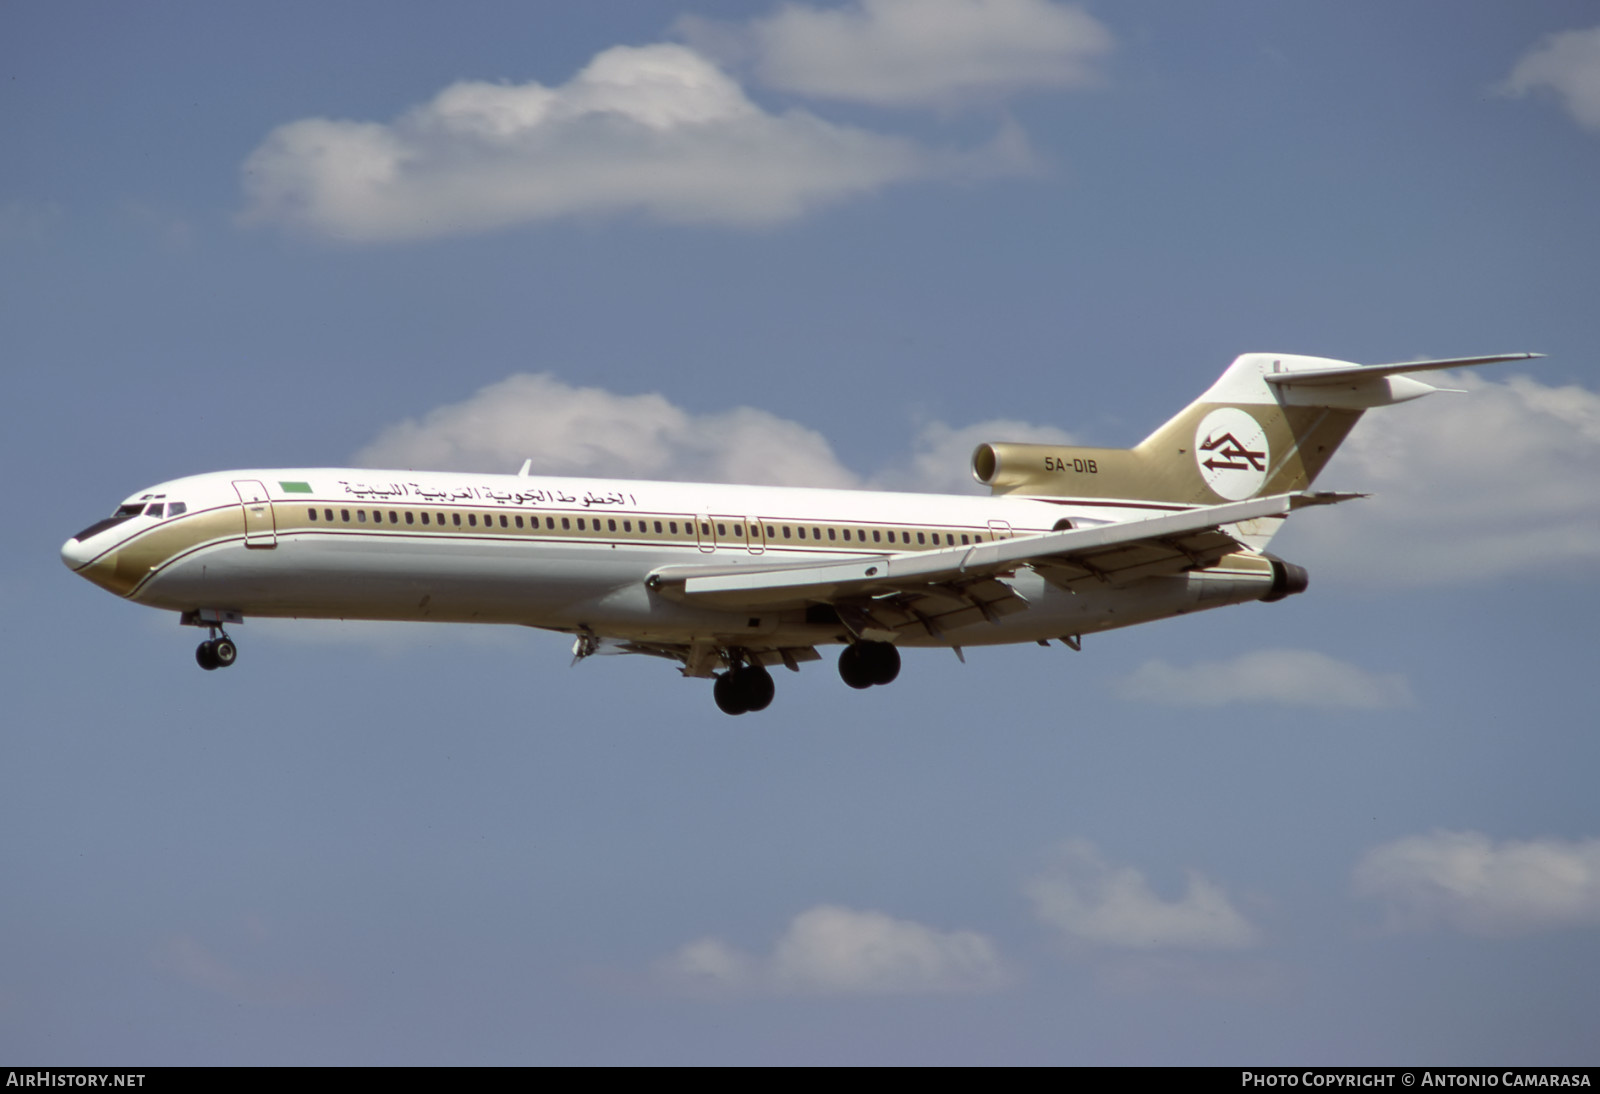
left=517, top=459, right=532, bottom=477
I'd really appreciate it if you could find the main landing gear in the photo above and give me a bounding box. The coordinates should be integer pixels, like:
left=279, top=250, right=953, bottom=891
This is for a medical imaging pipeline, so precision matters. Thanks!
left=837, top=640, right=900, bottom=690
left=195, top=630, right=238, bottom=671
left=713, top=662, right=775, bottom=716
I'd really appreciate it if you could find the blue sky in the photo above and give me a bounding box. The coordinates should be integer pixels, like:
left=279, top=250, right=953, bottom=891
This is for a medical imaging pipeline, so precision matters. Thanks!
left=4, top=0, right=1599, bottom=1065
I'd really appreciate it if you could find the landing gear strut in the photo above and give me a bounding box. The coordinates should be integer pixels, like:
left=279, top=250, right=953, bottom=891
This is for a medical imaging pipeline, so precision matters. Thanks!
left=195, top=630, right=238, bottom=671
left=713, top=661, right=775, bottom=716
left=838, top=641, right=900, bottom=689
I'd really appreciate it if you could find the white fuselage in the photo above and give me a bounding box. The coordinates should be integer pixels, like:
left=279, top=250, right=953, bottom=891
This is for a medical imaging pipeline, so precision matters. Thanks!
left=61, top=467, right=1277, bottom=653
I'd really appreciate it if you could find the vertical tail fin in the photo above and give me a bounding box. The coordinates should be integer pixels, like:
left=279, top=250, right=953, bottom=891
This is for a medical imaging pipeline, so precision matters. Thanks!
left=974, top=353, right=1541, bottom=505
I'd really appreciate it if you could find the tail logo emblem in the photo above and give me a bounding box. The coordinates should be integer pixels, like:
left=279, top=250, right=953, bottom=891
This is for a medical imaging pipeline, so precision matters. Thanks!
left=1199, top=432, right=1266, bottom=471
left=1194, top=408, right=1270, bottom=500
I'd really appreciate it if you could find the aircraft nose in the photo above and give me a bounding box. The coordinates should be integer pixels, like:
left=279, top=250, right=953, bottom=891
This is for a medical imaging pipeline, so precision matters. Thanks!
left=61, top=533, right=94, bottom=570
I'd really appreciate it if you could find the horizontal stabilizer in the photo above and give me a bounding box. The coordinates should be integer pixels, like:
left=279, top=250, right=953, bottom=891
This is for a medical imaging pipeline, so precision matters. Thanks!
left=1264, top=353, right=1542, bottom=388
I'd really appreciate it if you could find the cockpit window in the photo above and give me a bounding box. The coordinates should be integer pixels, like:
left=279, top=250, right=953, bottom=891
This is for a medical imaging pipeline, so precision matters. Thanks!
left=73, top=496, right=187, bottom=542
left=74, top=512, right=137, bottom=541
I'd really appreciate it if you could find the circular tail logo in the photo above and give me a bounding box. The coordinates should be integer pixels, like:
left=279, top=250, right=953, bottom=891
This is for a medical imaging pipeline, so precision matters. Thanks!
left=1194, top=408, right=1270, bottom=500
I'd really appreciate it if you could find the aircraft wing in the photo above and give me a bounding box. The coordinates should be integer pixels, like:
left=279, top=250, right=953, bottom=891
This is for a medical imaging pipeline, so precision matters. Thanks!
left=648, top=492, right=1342, bottom=639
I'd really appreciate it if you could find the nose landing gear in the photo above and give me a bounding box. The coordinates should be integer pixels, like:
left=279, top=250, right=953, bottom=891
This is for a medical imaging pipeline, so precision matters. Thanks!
left=195, top=631, right=238, bottom=671
left=181, top=609, right=244, bottom=671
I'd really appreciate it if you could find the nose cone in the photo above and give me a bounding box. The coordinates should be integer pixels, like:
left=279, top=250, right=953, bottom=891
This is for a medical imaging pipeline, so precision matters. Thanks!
left=61, top=519, right=144, bottom=596
left=61, top=534, right=93, bottom=570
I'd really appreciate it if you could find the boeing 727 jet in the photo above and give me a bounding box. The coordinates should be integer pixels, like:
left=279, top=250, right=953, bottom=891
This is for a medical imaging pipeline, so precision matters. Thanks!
left=61, top=351, right=1539, bottom=713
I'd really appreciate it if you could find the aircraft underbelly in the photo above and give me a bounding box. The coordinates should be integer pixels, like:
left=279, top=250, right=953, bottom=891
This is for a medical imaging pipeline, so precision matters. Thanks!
left=136, top=534, right=665, bottom=624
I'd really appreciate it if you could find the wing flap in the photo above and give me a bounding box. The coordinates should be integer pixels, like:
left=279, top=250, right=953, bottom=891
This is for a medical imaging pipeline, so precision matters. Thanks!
left=1032, top=526, right=1242, bottom=591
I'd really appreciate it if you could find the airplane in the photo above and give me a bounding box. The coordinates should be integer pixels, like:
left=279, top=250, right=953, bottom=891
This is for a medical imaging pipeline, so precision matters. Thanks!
left=61, top=351, right=1539, bottom=714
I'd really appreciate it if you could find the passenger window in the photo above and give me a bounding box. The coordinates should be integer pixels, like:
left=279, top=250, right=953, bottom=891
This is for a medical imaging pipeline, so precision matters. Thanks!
left=797, top=527, right=806, bottom=539
left=717, top=523, right=726, bottom=536
left=309, top=508, right=318, bottom=521
left=577, top=518, right=586, bottom=531
left=872, top=529, right=881, bottom=542
left=421, top=512, right=430, bottom=525
left=827, top=528, right=836, bottom=540
left=515, top=515, right=524, bottom=528
left=841, top=529, right=850, bottom=541
left=961, top=534, right=970, bottom=545
left=608, top=519, right=617, bottom=532
left=358, top=511, right=367, bottom=523
left=324, top=509, right=333, bottom=522
left=917, top=532, right=925, bottom=545
left=669, top=521, right=678, bottom=534
left=341, top=509, right=350, bottom=522
left=701, top=523, right=710, bottom=536
left=388, top=511, right=398, bottom=524
left=733, top=524, right=742, bottom=537
left=562, top=517, right=571, bottom=530
left=453, top=513, right=461, bottom=526
left=783, top=526, right=792, bottom=539
left=468, top=514, right=477, bottom=527
left=405, top=512, right=414, bottom=525
left=623, top=520, right=631, bottom=533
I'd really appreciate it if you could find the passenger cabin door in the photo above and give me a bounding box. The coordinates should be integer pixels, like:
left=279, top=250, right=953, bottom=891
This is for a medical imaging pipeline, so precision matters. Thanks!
left=233, top=480, right=277, bottom=548
left=695, top=514, right=715, bottom=553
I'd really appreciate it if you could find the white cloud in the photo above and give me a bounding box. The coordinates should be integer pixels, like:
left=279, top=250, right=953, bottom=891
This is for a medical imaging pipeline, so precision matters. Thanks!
left=679, top=0, right=1113, bottom=108
left=353, top=372, right=862, bottom=489
left=1027, top=840, right=1261, bottom=950
left=1354, top=831, right=1600, bottom=936
left=874, top=418, right=1077, bottom=494
left=1278, top=371, right=1600, bottom=584
left=1500, top=26, right=1600, bottom=132
left=240, top=43, right=991, bottom=240
left=353, top=371, right=1075, bottom=498
left=1114, top=649, right=1415, bottom=710
left=657, top=905, right=1011, bottom=996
